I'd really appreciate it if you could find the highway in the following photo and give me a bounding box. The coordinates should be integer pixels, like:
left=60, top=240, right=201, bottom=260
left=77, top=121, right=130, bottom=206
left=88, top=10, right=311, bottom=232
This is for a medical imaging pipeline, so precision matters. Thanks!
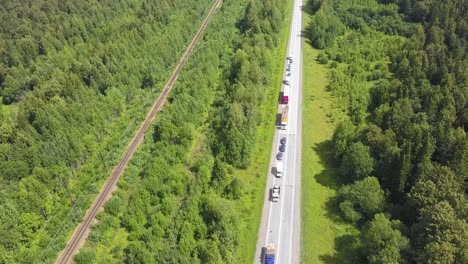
left=254, top=0, right=303, bottom=263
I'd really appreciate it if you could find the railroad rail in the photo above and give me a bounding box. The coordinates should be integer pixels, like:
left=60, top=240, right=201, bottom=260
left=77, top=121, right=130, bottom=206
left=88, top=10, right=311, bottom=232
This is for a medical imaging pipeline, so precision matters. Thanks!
left=55, top=0, right=222, bottom=262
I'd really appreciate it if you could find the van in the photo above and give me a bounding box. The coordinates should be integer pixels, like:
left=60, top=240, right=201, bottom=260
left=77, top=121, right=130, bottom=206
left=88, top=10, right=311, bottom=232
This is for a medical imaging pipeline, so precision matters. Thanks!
left=276, top=161, right=284, bottom=177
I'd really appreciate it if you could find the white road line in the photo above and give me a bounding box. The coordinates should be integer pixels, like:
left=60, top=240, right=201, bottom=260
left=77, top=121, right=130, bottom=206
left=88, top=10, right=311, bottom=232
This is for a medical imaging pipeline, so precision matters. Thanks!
left=288, top=137, right=297, bottom=263
left=286, top=1, right=302, bottom=262
left=266, top=131, right=280, bottom=245
left=288, top=12, right=302, bottom=262
left=266, top=177, right=273, bottom=244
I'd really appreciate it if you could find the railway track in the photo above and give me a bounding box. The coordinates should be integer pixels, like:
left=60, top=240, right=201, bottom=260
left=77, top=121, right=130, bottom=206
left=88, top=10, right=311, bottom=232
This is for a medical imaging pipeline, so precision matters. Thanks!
left=55, top=0, right=221, bottom=262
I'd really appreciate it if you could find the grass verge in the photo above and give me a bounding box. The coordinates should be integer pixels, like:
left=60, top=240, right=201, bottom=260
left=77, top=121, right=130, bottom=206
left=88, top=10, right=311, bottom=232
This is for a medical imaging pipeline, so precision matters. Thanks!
left=300, top=13, right=360, bottom=264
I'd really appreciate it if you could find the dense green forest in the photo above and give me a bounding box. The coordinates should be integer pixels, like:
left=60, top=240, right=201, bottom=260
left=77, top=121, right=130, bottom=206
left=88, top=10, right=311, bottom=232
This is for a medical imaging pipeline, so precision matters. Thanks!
left=306, top=0, right=467, bottom=263
left=0, top=0, right=217, bottom=262
left=75, top=0, right=288, bottom=263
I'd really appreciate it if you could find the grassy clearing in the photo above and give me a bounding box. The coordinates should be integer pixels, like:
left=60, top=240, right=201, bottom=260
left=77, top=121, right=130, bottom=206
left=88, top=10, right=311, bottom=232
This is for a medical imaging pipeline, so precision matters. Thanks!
left=234, top=0, right=294, bottom=262
left=300, top=14, right=360, bottom=264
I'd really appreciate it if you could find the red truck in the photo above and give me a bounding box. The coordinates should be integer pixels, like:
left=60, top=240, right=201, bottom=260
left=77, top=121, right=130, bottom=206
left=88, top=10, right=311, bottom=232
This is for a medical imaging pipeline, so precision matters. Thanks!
left=281, top=85, right=289, bottom=104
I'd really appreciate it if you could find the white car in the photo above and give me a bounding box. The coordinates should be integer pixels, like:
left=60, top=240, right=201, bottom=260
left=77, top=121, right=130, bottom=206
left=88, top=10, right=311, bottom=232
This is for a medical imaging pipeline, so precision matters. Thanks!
left=272, top=184, right=280, bottom=202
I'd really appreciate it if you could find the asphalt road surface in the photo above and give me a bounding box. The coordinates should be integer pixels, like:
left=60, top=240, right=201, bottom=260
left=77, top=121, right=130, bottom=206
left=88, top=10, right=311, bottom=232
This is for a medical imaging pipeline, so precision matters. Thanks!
left=254, top=0, right=303, bottom=263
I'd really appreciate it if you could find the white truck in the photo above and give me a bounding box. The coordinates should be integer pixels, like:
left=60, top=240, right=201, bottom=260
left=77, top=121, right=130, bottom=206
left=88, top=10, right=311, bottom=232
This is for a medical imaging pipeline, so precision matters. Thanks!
left=276, top=161, right=283, bottom=178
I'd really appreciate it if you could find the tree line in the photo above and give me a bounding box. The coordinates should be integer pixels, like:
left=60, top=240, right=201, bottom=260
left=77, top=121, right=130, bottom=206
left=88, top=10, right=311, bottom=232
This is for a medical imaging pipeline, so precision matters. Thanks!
left=306, top=0, right=467, bottom=263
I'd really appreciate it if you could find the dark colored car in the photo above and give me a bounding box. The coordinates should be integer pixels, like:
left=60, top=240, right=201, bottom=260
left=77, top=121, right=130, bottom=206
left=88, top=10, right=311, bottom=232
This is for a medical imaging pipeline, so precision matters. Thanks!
left=276, top=152, right=283, bottom=160
left=280, top=137, right=287, bottom=145
left=279, top=144, right=286, bottom=152
left=283, top=80, right=289, bottom=85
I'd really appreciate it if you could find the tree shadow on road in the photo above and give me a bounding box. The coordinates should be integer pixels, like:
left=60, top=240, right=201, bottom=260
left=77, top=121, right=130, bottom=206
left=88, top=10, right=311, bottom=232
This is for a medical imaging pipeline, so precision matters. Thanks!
left=311, top=140, right=364, bottom=264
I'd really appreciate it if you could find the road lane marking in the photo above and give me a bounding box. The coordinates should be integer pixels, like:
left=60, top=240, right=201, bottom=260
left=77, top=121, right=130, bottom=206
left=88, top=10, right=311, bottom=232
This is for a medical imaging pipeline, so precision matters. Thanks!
left=288, top=2, right=302, bottom=262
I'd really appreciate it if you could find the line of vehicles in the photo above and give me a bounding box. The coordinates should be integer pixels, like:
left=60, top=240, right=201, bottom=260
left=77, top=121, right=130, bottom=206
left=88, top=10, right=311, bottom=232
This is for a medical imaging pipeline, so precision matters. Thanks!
left=263, top=56, right=293, bottom=264
left=272, top=134, right=286, bottom=204
left=273, top=55, right=292, bottom=187
left=278, top=56, right=292, bottom=130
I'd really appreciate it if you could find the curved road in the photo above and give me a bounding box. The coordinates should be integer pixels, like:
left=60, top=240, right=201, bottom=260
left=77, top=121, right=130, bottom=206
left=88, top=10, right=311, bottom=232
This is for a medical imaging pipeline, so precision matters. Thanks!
left=254, top=0, right=303, bottom=263
left=55, top=0, right=222, bottom=263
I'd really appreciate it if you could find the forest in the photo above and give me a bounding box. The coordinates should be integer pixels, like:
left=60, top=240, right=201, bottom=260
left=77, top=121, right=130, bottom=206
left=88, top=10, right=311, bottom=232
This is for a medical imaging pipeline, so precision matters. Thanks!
left=75, top=0, right=287, bottom=263
left=1, top=0, right=288, bottom=263
left=0, top=0, right=216, bottom=262
left=305, top=0, right=467, bottom=263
